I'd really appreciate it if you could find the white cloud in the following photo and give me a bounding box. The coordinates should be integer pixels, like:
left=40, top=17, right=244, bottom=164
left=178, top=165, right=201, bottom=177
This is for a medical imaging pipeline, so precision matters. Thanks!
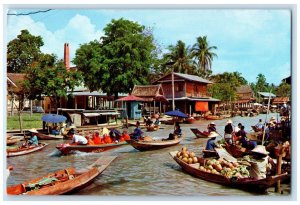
left=7, top=14, right=103, bottom=65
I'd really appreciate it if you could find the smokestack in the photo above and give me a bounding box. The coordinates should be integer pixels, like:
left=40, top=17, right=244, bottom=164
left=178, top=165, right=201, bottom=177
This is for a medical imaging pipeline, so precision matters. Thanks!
left=64, top=43, right=70, bottom=71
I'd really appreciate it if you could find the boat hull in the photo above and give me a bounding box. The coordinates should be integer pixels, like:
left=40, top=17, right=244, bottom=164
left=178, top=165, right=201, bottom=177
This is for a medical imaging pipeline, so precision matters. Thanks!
left=170, top=151, right=288, bottom=192
left=126, top=138, right=182, bottom=151
left=190, top=128, right=209, bottom=138
left=7, top=143, right=48, bottom=157
left=38, top=133, right=64, bottom=140
left=56, top=142, right=128, bottom=155
left=7, top=156, right=116, bottom=195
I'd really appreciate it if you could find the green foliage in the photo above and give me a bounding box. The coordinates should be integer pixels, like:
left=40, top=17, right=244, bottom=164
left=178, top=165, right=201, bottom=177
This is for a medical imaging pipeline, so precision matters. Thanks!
left=74, top=18, right=156, bottom=97
left=23, top=54, right=82, bottom=106
left=275, top=82, right=291, bottom=98
left=191, top=36, right=218, bottom=72
left=7, top=29, right=44, bottom=73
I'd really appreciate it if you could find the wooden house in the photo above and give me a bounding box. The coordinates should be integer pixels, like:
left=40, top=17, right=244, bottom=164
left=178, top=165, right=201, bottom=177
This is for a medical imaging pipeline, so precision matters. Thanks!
left=152, top=72, right=220, bottom=114
left=234, top=85, right=255, bottom=109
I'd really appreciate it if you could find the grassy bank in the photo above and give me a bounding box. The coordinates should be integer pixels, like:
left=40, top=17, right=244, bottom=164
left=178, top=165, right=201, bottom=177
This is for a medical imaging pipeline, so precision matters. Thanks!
left=7, top=113, right=43, bottom=131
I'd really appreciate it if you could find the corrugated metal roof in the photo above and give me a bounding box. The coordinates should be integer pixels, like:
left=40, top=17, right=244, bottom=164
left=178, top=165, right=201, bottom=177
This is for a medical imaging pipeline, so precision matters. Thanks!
left=257, top=92, right=276, bottom=97
left=174, top=73, right=213, bottom=84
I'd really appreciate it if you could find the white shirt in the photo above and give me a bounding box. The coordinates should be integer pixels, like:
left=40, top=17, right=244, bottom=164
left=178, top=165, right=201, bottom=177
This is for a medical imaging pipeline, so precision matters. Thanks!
left=72, top=134, right=88, bottom=145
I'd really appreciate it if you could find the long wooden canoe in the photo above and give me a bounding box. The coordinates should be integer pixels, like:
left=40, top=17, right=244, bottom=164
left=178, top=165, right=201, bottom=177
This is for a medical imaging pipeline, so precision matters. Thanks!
left=169, top=151, right=288, bottom=192
left=204, top=115, right=224, bottom=120
left=126, top=137, right=183, bottom=151
left=38, top=133, right=64, bottom=140
left=56, top=141, right=128, bottom=155
left=190, top=128, right=209, bottom=138
left=7, top=156, right=116, bottom=195
left=224, top=144, right=251, bottom=158
left=184, top=118, right=196, bottom=124
left=7, top=143, right=48, bottom=157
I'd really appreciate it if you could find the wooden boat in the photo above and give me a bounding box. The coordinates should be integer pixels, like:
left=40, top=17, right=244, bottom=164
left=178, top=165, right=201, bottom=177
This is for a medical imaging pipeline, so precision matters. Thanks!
left=204, top=115, right=224, bottom=120
left=126, top=137, right=183, bottom=151
left=223, top=144, right=251, bottom=158
left=251, top=126, right=262, bottom=132
left=202, top=150, right=218, bottom=158
left=7, top=138, right=22, bottom=146
left=169, top=151, right=288, bottom=192
left=56, top=141, right=128, bottom=155
left=190, top=128, right=209, bottom=138
left=7, top=156, right=116, bottom=195
left=146, top=126, right=159, bottom=132
left=184, top=118, right=196, bottom=124
left=38, top=133, right=64, bottom=140
left=7, top=143, right=48, bottom=157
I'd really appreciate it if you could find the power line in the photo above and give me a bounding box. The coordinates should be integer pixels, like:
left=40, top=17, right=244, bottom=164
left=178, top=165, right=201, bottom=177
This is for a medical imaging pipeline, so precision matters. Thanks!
left=7, top=9, right=53, bottom=16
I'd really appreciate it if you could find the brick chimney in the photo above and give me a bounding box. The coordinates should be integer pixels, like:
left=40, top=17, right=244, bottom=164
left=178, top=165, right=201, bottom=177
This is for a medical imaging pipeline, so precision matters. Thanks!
left=64, top=43, right=70, bottom=71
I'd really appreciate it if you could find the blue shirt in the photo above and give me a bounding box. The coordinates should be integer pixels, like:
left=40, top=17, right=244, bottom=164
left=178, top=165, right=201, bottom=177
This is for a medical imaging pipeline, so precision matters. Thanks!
left=205, top=138, right=216, bottom=150
left=28, top=135, right=39, bottom=146
left=132, top=127, right=143, bottom=139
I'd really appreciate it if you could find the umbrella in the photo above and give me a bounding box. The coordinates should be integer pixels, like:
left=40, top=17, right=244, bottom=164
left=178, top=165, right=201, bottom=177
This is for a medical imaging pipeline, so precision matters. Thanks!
left=165, top=109, right=188, bottom=118
left=41, top=114, right=67, bottom=123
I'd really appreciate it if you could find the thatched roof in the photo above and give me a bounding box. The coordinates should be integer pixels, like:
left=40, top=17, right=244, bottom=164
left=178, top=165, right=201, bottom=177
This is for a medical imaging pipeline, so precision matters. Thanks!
left=132, top=84, right=164, bottom=97
left=236, top=85, right=253, bottom=94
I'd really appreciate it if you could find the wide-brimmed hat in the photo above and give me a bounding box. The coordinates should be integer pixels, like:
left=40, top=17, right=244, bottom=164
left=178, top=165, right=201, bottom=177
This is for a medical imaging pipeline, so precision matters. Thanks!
left=67, top=128, right=75, bottom=135
left=227, top=119, right=232, bottom=124
left=270, top=117, right=276, bottom=121
left=208, top=132, right=218, bottom=138
left=210, top=122, right=216, bottom=125
left=102, top=127, right=110, bottom=135
left=28, top=128, right=39, bottom=134
left=251, top=145, right=269, bottom=156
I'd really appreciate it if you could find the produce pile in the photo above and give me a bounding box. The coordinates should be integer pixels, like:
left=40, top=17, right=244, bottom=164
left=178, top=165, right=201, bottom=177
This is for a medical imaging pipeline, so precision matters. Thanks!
left=176, top=147, right=250, bottom=179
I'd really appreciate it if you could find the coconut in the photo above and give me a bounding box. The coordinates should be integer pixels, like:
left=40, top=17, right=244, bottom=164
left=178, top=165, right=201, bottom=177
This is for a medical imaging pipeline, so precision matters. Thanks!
left=182, top=157, right=188, bottom=163
left=177, top=152, right=181, bottom=157
left=179, top=156, right=183, bottom=160
left=193, top=157, right=198, bottom=163
left=188, top=158, right=193, bottom=164
left=183, top=153, right=189, bottom=158
left=189, top=152, right=195, bottom=158
left=207, top=165, right=214, bottom=170
left=182, top=147, right=187, bottom=152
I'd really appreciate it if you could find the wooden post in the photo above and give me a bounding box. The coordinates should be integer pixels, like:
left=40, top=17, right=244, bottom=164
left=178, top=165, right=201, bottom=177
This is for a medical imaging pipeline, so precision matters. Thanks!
left=275, top=155, right=282, bottom=193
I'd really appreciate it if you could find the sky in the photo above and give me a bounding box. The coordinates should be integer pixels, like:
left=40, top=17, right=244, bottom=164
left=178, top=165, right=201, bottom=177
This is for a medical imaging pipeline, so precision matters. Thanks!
left=5, top=8, right=291, bottom=85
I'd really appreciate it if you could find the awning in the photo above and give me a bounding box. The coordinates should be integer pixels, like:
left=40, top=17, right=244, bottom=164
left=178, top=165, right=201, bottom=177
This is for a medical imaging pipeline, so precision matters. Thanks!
left=82, top=113, right=101, bottom=117
left=195, top=102, right=208, bottom=112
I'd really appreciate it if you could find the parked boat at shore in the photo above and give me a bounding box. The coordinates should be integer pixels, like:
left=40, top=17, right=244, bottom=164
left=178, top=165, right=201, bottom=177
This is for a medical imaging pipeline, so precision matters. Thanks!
left=7, top=143, right=48, bottom=157
left=7, top=156, right=116, bottom=195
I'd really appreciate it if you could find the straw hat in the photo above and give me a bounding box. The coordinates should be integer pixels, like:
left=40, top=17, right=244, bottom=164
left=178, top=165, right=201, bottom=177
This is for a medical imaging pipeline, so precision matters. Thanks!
left=251, top=145, right=269, bottom=156
left=270, top=117, right=276, bottom=121
left=210, top=122, right=216, bottom=125
left=102, top=127, right=110, bottom=135
left=227, top=119, right=232, bottom=124
left=28, top=128, right=39, bottom=134
left=208, top=132, right=219, bottom=138
left=62, top=123, right=67, bottom=127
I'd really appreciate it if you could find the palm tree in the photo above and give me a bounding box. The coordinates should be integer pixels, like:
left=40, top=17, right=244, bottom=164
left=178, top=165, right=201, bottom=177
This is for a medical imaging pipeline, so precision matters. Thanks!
left=191, top=36, right=218, bottom=72
left=165, top=40, right=194, bottom=74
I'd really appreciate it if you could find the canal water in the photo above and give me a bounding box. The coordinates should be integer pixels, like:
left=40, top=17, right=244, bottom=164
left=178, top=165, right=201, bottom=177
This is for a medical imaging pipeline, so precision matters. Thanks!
left=6, top=112, right=291, bottom=198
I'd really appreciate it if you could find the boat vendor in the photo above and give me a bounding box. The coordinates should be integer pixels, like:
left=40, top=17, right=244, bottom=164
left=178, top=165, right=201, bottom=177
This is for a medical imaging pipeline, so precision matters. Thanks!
left=205, top=132, right=219, bottom=151
left=26, top=128, right=39, bottom=146
left=224, top=119, right=234, bottom=145
left=130, top=121, right=144, bottom=140
left=255, top=119, right=264, bottom=131
left=207, top=122, right=216, bottom=133
left=67, top=128, right=88, bottom=145
left=103, top=128, right=113, bottom=143
left=242, top=145, right=275, bottom=179
left=164, top=123, right=182, bottom=140
left=235, top=126, right=256, bottom=149
left=154, top=117, right=161, bottom=127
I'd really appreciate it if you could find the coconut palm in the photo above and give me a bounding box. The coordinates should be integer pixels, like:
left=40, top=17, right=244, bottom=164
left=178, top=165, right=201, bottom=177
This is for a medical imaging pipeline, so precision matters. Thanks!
left=165, top=40, right=195, bottom=74
left=191, top=36, right=218, bottom=72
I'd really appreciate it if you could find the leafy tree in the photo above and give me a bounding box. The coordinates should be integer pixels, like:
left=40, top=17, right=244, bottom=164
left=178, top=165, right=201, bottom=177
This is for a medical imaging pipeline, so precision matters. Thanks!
left=74, top=18, right=156, bottom=97
left=275, top=82, right=291, bottom=98
left=255, top=73, right=268, bottom=92
left=7, top=29, right=44, bottom=73
left=163, top=40, right=194, bottom=74
left=23, top=54, right=82, bottom=108
left=191, top=36, right=217, bottom=72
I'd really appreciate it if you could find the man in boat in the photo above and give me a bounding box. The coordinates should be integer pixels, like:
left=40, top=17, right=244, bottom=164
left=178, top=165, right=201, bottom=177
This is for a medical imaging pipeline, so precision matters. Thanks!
left=154, top=117, right=161, bottom=127
left=67, top=129, right=88, bottom=145
left=224, top=119, right=234, bottom=145
left=235, top=126, right=256, bottom=149
left=242, top=145, right=275, bottom=179
left=164, top=123, right=182, bottom=140
left=92, top=131, right=102, bottom=144
left=25, top=128, right=39, bottom=147
left=205, top=132, right=219, bottom=150
left=255, top=119, right=264, bottom=131
left=130, top=121, right=144, bottom=140
left=207, top=122, right=216, bottom=133
left=145, top=117, right=153, bottom=127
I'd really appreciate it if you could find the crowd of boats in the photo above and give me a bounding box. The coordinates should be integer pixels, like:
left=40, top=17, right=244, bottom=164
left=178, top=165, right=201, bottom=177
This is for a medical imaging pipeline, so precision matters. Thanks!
left=6, top=110, right=291, bottom=196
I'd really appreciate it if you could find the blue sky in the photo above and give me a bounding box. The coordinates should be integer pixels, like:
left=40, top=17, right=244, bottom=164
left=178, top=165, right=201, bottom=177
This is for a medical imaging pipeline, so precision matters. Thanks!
left=6, top=8, right=291, bottom=85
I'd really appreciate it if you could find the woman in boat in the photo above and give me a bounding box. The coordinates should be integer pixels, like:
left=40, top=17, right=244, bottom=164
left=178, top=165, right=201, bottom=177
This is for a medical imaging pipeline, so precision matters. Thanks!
left=235, top=126, right=256, bottom=149
left=165, top=123, right=182, bottom=140
left=68, top=129, right=88, bottom=145
left=242, top=145, right=275, bottom=179
left=224, top=119, right=234, bottom=145
left=205, top=132, right=219, bottom=150
left=207, top=122, right=216, bottom=133
left=26, top=128, right=39, bottom=146
left=130, top=121, right=143, bottom=140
